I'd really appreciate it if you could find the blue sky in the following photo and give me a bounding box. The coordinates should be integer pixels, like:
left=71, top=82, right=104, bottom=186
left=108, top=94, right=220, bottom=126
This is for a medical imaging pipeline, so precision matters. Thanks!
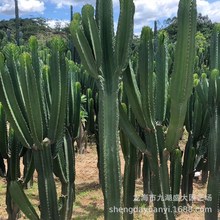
left=0, top=0, right=220, bottom=34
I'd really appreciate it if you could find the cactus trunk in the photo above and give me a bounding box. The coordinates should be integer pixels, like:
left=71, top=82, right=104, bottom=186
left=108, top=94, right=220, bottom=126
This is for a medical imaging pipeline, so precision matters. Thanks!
left=99, top=87, right=121, bottom=219
left=33, top=140, right=59, bottom=220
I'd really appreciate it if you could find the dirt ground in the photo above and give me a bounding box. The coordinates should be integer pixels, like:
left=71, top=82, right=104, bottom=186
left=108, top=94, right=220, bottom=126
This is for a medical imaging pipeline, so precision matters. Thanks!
left=0, top=141, right=218, bottom=220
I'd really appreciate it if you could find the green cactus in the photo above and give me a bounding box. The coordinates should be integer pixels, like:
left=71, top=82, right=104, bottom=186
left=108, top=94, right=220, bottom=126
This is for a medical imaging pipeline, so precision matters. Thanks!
left=181, top=74, right=210, bottom=204
left=58, top=131, right=75, bottom=220
left=0, top=36, right=69, bottom=219
left=6, top=129, right=22, bottom=220
left=0, top=102, right=8, bottom=159
left=119, top=1, right=197, bottom=219
left=205, top=24, right=220, bottom=220
left=120, top=33, right=173, bottom=218
left=0, top=102, right=37, bottom=219
left=155, top=31, right=169, bottom=124
left=170, top=149, right=182, bottom=208
left=70, top=1, right=134, bottom=218
left=165, top=0, right=197, bottom=152
left=119, top=103, right=137, bottom=220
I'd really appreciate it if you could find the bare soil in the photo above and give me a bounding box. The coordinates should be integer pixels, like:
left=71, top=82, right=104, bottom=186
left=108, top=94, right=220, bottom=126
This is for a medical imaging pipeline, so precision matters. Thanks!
left=0, top=142, right=218, bottom=220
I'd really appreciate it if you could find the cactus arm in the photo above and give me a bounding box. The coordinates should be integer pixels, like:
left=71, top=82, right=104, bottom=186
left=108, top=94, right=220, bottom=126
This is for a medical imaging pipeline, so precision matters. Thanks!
left=29, top=36, right=48, bottom=135
left=42, top=65, right=51, bottom=123
left=119, top=104, right=137, bottom=220
left=81, top=5, right=103, bottom=70
left=170, top=149, right=182, bottom=208
left=0, top=103, right=8, bottom=158
left=156, top=126, right=175, bottom=218
left=70, top=14, right=99, bottom=79
left=206, top=38, right=220, bottom=218
left=193, top=97, right=203, bottom=140
left=119, top=103, right=151, bottom=156
left=205, top=107, right=220, bottom=220
left=6, top=129, right=22, bottom=219
left=0, top=53, right=31, bottom=148
left=155, top=32, right=168, bottom=123
left=53, top=150, right=68, bottom=184
left=181, top=133, right=194, bottom=202
left=210, top=24, right=220, bottom=70
left=48, top=39, right=68, bottom=144
left=123, top=63, right=146, bottom=128
left=33, top=139, right=60, bottom=220
left=9, top=181, right=39, bottom=220
left=54, top=57, right=69, bottom=142
left=170, top=0, right=197, bottom=103
left=19, top=53, right=43, bottom=147
left=22, top=153, right=35, bottom=186
left=96, top=0, right=115, bottom=82
left=195, top=74, right=209, bottom=107
left=3, top=44, right=27, bottom=119
left=87, top=97, right=95, bottom=134
left=59, top=131, right=75, bottom=220
left=166, top=0, right=197, bottom=151
left=115, top=0, right=135, bottom=72
left=138, top=27, right=155, bottom=130
left=72, top=82, right=81, bottom=139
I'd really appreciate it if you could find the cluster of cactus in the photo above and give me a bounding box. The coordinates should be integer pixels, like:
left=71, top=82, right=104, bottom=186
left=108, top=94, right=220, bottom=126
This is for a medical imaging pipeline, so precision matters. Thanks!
left=180, top=23, right=220, bottom=219
left=0, top=36, right=81, bottom=219
left=119, top=1, right=197, bottom=219
left=199, top=24, right=220, bottom=220
left=0, top=32, right=97, bottom=219
left=0, top=0, right=220, bottom=220
left=181, top=72, right=209, bottom=204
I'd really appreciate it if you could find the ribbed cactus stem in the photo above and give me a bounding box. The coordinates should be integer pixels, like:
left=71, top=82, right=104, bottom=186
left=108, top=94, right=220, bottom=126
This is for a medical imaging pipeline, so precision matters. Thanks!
left=210, top=24, right=220, bottom=71
left=155, top=31, right=168, bottom=123
left=33, top=138, right=59, bottom=220
left=98, top=86, right=121, bottom=219
left=165, top=0, right=197, bottom=152
left=70, top=0, right=134, bottom=218
left=120, top=103, right=137, bottom=220
left=205, top=24, right=220, bottom=219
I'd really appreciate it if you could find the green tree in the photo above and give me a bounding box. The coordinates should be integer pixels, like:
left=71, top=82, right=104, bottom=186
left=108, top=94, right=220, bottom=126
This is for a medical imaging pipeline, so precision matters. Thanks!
left=164, top=13, right=214, bottom=43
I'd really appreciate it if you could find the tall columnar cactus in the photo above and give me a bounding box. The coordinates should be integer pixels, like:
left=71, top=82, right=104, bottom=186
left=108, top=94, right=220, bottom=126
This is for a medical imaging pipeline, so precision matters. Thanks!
left=181, top=74, right=209, bottom=204
left=205, top=24, right=220, bottom=220
left=121, top=29, right=174, bottom=220
left=53, top=131, right=75, bottom=220
left=0, top=36, right=69, bottom=219
left=165, top=0, right=197, bottom=152
left=0, top=102, right=37, bottom=219
left=119, top=102, right=137, bottom=220
left=119, top=0, right=197, bottom=219
left=70, top=1, right=134, bottom=219
left=14, top=0, right=20, bottom=46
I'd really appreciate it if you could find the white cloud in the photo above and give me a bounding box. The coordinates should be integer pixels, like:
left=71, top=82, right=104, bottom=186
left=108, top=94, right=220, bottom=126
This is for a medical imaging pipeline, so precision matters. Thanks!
left=0, top=0, right=45, bottom=15
left=197, top=0, right=220, bottom=22
left=47, top=0, right=220, bottom=34
left=49, top=0, right=119, bottom=9
left=45, top=19, right=69, bottom=29
left=133, top=0, right=220, bottom=34
left=1, top=0, right=220, bottom=34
